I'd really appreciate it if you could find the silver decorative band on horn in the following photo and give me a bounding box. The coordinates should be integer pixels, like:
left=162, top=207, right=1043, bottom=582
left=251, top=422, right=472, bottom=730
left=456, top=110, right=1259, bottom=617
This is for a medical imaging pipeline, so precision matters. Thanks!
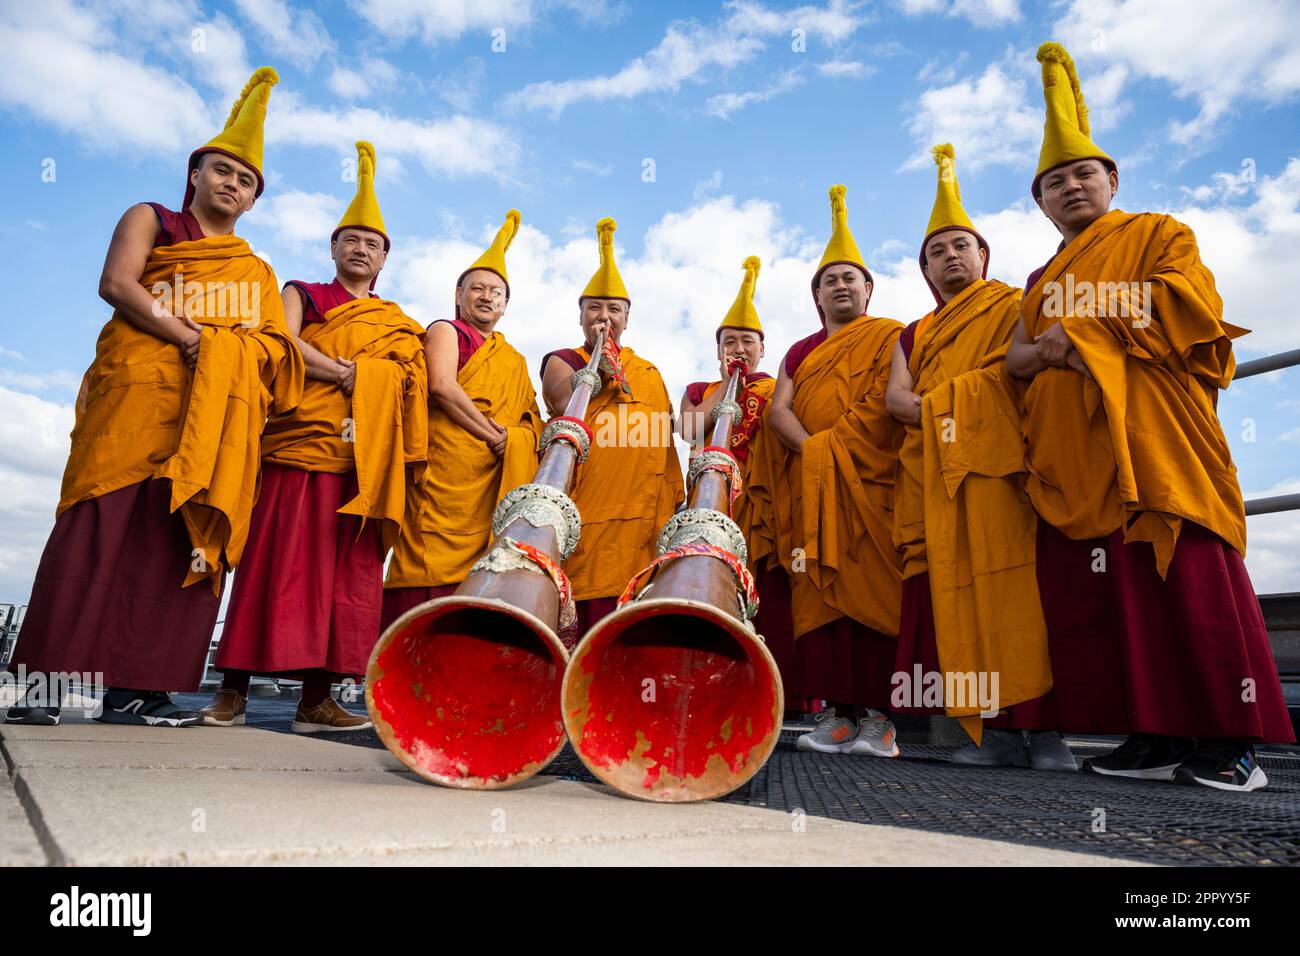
left=711, top=398, right=743, bottom=425
left=570, top=367, right=601, bottom=393
left=688, top=448, right=738, bottom=488
left=471, top=541, right=547, bottom=576
left=492, top=483, right=583, bottom=559
left=656, top=507, right=749, bottom=567
left=540, top=417, right=592, bottom=463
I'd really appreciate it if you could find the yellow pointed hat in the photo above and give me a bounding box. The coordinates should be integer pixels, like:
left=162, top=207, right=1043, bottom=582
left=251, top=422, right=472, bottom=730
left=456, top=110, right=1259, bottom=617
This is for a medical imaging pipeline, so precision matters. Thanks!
left=185, top=66, right=278, bottom=209
left=1032, top=42, right=1115, bottom=198
left=579, top=217, right=630, bottom=303
left=811, top=184, right=872, bottom=302
left=333, top=141, right=388, bottom=250
left=717, top=256, right=764, bottom=341
left=920, top=144, right=989, bottom=303
left=459, top=208, right=521, bottom=295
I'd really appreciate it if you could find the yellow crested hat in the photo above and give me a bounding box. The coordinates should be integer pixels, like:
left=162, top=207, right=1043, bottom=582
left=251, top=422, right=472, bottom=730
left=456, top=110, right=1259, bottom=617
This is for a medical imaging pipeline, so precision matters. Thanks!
left=717, top=256, right=763, bottom=341
left=460, top=208, right=521, bottom=296
left=1032, top=42, right=1115, bottom=198
left=811, top=184, right=872, bottom=304
left=579, top=217, right=630, bottom=303
left=333, top=141, right=389, bottom=250
left=919, top=144, right=989, bottom=305
left=185, top=66, right=278, bottom=209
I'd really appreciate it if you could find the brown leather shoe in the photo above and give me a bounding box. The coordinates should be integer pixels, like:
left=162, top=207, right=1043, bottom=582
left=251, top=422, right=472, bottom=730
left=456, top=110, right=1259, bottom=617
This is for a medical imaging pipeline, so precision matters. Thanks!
left=292, top=697, right=372, bottom=734
left=200, top=689, right=247, bottom=727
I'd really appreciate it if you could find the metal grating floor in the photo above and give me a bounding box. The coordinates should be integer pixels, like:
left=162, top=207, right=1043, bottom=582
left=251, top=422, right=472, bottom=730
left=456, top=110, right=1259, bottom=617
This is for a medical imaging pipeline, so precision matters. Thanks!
left=177, top=694, right=1300, bottom=867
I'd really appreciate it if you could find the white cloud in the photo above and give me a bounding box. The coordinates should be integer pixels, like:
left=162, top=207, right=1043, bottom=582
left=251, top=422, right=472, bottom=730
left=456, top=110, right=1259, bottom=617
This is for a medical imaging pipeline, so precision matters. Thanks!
left=902, top=61, right=1041, bottom=171
left=897, top=0, right=1021, bottom=26
left=572, top=159, right=614, bottom=176
left=246, top=190, right=343, bottom=252
left=270, top=94, right=522, bottom=181
left=1165, top=157, right=1300, bottom=354
left=0, top=2, right=213, bottom=157
left=232, top=0, right=335, bottom=69
left=1054, top=0, right=1300, bottom=146
left=506, top=0, right=868, bottom=116
left=816, top=59, right=877, bottom=79
left=188, top=15, right=254, bottom=95
left=706, top=70, right=806, bottom=120
left=347, top=0, right=534, bottom=44
left=693, top=170, right=724, bottom=200
left=328, top=58, right=401, bottom=101
left=0, top=386, right=74, bottom=603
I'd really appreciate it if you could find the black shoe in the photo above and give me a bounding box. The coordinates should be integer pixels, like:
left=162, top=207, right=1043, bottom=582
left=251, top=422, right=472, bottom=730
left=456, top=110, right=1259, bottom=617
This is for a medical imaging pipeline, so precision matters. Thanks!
left=1173, top=740, right=1268, bottom=792
left=4, top=705, right=61, bottom=726
left=1082, top=733, right=1196, bottom=781
left=95, top=689, right=201, bottom=728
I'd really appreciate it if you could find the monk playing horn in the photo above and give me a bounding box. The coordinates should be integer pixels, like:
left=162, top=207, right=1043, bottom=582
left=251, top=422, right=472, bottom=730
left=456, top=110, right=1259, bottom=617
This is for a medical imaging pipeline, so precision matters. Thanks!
left=887, top=143, right=1073, bottom=770
left=200, top=142, right=427, bottom=733
left=677, top=257, right=803, bottom=719
left=1005, top=42, right=1294, bottom=790
left=749, top=186, right=905, bottom=758
left=540, top=218, right=685, bottom=636
left=6, top=69, right=302, bottom=728
left=381, top=209, right=543, bottom=630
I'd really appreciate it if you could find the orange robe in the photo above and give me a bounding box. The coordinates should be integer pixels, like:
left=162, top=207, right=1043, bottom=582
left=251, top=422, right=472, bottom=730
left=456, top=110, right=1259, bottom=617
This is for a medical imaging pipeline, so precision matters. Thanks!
left=560, top=346, right=685, bottom=604
left=892, top=280, right=1051, bottom=738
left=59, top=234, right=303, bottom=591
left=751, top=317, right=904, bottom=638
left=261, top=297, right=428, bottom=549
left=1022, top=209, right=1293, bottom=742
left=1021, top=209, right=1246, bottom=574
left=385, top=331, right=542, bottom=590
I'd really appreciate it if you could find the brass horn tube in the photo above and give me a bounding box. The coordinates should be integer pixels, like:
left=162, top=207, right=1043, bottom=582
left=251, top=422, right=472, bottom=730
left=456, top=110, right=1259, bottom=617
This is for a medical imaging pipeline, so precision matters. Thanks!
left=562, top=366, right=784, bottom=802
left=365, top=330, right=608, bottom=789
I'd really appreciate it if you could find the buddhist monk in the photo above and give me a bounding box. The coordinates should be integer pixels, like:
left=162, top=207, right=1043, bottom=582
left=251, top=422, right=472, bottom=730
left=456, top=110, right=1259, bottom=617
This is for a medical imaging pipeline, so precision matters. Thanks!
left=1004, top=42, right=1295, bottom=791
left=677, top=257, right=804, bottom=718
left=199, top=142, right=427, bottom=732
left=540, top=218, right=685, bottom=635
left=886, top=144, right=1073, bottom=770
left=5, top=69, right=302, bottom=727
left=382, top=210, right=543, bottom=628
left=748, top=186, right=904, bottom=757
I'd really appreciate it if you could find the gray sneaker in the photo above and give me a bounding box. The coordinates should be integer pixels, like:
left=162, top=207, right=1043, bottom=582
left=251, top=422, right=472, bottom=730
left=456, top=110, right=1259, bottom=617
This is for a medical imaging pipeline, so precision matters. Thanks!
left=847, top=709, right=900, bottom=758
left=795, top=709, right=857, bottom=754
left=1027, top=731, right=1078, bottom=771
left=951, top=728, right=1029, bottom=767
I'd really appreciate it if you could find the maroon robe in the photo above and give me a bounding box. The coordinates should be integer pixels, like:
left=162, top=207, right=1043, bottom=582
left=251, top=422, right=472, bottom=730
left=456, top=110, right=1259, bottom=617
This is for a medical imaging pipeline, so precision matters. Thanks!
left=7, top=203, right=220, bottom=692
left=1020, top=257, right=1293, bottom=743
left=213, top=276, right=386, bottom=681
left=378, top=317, right=486, bottom=634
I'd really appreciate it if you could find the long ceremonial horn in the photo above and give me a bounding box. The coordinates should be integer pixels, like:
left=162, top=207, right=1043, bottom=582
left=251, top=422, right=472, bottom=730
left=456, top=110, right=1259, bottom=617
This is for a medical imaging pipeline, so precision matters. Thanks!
left=365, top=328, right=609, bottom=788
left=561, top=366, right=784, bottom=802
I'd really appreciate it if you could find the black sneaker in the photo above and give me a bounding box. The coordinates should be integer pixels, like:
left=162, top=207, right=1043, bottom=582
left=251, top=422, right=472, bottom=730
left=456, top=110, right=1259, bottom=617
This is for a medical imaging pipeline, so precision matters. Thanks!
left=4, top=705, right=61, bottom=726
left=95, top=689, right=201, bottom=728
left=1172, top=740, right=1269, bottom=792
left=1082, top=733, right=1196, bottom=781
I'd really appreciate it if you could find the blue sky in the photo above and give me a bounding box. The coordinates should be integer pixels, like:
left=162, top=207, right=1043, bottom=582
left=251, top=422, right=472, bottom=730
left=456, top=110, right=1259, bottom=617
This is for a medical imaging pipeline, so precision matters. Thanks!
left=1, top=0, right=1299, bottom=602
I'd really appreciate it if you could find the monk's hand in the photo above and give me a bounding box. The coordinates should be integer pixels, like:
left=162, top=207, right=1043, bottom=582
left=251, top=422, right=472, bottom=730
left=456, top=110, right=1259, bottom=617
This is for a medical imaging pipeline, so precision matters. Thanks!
left=1034, top=321, right=1074, bottom=368
left=179, top=317, right=203, bottom=368
left=901, top=392, right=922, bottom=426
left=486, top=419, right=508, bottom=458
left=1065, top=347, right=1094, bottom=380
left=336, top=357, right=357, bottom=395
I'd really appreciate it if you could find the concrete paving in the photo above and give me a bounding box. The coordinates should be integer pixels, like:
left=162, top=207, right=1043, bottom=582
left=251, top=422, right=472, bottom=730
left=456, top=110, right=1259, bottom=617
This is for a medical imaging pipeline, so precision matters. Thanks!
left=0, top=708, right=1140, bottom=867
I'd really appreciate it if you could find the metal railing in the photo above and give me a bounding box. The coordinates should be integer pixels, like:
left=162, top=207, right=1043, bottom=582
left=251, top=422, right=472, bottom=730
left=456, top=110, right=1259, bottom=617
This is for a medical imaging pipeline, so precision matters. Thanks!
left=1236, top=348, right=1300, bottom=517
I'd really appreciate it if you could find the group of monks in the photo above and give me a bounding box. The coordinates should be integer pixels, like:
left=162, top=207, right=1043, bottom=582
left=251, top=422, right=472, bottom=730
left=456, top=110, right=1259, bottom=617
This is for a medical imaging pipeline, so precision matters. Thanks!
left=4, top=43, right=1294, bottom=794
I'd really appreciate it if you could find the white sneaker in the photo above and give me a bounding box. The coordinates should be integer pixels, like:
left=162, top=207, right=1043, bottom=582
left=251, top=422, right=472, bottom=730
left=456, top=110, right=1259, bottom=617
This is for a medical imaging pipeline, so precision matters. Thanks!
left=795, top=709, right=857, bottom=754
left=847, top=709, right=900, bottom=758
